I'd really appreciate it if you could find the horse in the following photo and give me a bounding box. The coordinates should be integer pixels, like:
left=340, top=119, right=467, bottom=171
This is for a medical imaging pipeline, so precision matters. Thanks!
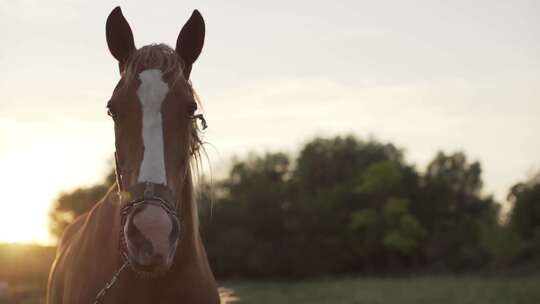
left=47, top=7, right=220, bottom=304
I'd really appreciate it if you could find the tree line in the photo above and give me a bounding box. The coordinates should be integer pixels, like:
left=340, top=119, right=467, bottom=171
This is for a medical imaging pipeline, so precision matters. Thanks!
left=50, top=135, right=540, bottom=278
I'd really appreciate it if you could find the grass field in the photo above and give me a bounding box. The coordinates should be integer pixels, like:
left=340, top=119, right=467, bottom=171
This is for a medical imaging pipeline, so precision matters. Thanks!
left=2, top=275, right=540, bottom=304
left=221, top=275, right=540, bottom=304
left=1, top=245, right=539, bottom=304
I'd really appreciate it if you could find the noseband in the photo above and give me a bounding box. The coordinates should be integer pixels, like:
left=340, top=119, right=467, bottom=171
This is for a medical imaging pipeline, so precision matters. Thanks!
left=115, top=154, right=181, bottom=263
left=120, top=182, right=178, bottom=223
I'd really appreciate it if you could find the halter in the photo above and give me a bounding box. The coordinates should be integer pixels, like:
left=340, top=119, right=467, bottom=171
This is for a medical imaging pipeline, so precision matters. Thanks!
left=93, top=114, right=208, bottom=304
left=94, top=154, right=185, bottom=304
left=115, top=153, right=181, bottom=263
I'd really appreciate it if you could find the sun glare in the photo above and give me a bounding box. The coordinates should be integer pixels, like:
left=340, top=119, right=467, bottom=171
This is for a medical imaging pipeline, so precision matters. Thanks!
left=0, top=147, right=63, bottom=244
left=0, top=150, right=54, bottom=243
left=0, top=138, right=109, bottom=245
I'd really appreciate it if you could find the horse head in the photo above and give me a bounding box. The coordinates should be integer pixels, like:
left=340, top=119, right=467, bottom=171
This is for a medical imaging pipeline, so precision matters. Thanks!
left=105, top=6, right=205, bottom=277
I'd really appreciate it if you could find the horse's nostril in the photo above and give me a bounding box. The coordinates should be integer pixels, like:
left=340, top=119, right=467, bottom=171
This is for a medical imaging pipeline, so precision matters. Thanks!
left=126, top=217, right=154, bottom=255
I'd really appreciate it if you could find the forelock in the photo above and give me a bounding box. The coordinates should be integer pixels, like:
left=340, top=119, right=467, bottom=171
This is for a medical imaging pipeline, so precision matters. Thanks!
left=124, top=44, right=185, bottom=87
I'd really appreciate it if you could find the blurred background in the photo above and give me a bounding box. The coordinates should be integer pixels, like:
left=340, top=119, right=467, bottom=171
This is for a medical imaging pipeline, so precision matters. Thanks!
left=0, top=0, right=539, bottom=303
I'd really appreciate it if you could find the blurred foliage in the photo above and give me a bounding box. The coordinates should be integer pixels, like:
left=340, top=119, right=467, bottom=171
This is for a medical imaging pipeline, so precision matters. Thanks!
left=507, top=172, right=540, bottom=267
left=49, top=135, right=540, bottom=278
left=381, top=198, right=427, bottom=256
left=48, top=171, right=115, bottom=240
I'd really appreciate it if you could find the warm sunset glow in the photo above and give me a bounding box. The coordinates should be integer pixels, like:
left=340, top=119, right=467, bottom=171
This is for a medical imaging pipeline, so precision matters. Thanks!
left=1, top=0, right=538, bottom=245
left=0, top=120, right=113, bottom=244
left=0, top=146, right=61, bottom=244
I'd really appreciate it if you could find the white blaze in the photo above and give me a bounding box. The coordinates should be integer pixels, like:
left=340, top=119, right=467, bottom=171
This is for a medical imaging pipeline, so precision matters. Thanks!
left=137, top=69, right=169, bottom=185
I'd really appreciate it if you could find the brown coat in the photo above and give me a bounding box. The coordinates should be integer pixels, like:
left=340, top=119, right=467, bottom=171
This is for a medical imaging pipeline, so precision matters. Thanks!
left=47, top=184, right=220, bottom=304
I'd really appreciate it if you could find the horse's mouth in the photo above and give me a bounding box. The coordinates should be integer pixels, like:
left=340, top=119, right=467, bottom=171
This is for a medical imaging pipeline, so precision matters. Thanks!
left=128, top=259, right=169, bottom=279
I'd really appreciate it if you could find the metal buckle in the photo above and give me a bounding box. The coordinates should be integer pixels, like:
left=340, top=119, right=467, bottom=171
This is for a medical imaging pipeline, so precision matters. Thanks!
left=144, top=182, right=155, bottom=199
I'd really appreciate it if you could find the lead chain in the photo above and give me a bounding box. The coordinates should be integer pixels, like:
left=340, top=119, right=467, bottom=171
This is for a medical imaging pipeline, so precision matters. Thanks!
left=93, top=259, right=129, bottom=304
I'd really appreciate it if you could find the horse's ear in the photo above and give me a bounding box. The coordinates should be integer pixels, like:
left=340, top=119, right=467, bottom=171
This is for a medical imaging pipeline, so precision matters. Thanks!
left=106, top=7, right=136, bottom=73
left=176, top=10, right=205, bottom=79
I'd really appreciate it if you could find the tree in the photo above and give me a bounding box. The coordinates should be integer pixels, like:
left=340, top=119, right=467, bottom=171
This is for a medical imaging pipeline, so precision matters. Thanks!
left=49, top=136, right=512, bottom=278
left=419, top=151, right=499, bottom=270
left=48, top=170, right=114, bottom=240
left=508, top=172, right=540, bottom=262
left=382, top=198, right=427, bottom=257
left=288, top=137, right=419, bottom=274
left=204, top=152, right=293, bottom=277
left=347, top=160, right=425, bottom=271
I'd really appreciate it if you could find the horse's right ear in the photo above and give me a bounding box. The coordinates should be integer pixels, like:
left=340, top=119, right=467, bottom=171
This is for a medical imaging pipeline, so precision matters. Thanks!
left=106, top=7, right=136, bottom=72
left=176, top=10, right=205, bottom=79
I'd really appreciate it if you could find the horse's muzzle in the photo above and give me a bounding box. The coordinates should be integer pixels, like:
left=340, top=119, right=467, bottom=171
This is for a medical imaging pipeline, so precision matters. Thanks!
left=123, top=202, right=180, bottom=277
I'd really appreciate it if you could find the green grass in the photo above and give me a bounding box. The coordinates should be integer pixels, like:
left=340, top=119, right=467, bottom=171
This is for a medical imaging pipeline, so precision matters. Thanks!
left=221, top=275, right=540, bottom=304
left=2, top=276, right=540, bottom=303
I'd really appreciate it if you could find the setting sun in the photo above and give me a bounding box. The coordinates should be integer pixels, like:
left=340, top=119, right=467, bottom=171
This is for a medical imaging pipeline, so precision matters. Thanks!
left=0, top=145, right=58, bottom=243
left=0, top=120, right=113, bottom=244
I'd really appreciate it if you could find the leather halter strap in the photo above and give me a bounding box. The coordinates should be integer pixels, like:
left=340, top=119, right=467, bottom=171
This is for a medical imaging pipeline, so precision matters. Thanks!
left=123, top=182, right=175, bottom=209
left=114, top=152, right=176, bottom=209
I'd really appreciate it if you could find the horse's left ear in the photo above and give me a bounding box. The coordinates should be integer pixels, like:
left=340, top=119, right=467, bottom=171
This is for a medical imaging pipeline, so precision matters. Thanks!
left=176, top=10, right=205, bottom=79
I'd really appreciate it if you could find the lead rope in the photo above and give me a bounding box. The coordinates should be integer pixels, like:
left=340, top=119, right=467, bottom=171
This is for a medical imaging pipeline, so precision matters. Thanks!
left=93, top=154, right=128, bottom=304
left=93, top=258, right=129, bottom=304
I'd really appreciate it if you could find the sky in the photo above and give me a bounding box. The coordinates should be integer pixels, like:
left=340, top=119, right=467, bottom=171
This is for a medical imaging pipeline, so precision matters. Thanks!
left=0, top=0, right=539, bottom=244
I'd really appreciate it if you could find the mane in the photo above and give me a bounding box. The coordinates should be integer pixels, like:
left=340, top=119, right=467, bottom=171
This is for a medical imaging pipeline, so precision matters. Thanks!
left=123, top=43, right=206, bottom=237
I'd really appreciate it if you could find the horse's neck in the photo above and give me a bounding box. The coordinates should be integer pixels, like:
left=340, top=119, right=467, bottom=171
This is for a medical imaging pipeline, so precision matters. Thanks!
left=53, top=184, right=124, bottom=301
left=83, top=184, right=124, bottom=263
left=54, top=181, right=217, bottom=303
